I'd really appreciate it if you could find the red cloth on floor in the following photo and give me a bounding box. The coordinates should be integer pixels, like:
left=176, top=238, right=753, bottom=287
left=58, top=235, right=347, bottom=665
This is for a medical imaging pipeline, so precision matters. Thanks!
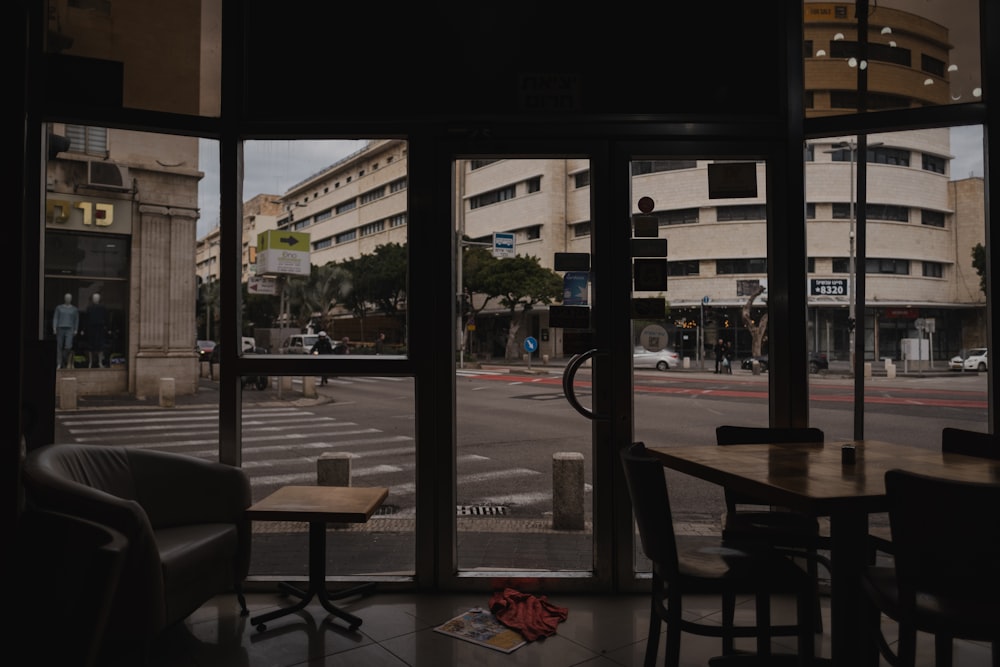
left=488, top=587, right=569, bottom=641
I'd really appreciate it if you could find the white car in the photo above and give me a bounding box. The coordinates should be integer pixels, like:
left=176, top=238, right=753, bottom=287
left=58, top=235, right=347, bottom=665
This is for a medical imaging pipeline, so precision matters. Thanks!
left=633, top=346, right=680, bottom=371
left=949, top=348, right=988, bottom=372
left=280, top=334, right=319, bottom=354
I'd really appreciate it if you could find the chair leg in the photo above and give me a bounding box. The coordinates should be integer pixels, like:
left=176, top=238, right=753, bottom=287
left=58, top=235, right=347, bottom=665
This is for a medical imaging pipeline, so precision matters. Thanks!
left=236, top=583, right=248, bottom=616
left=896, top=624, right=917, bottom=667
left=721, top=592, right=736, bottom=655
left=934, top=633, right=952, bottom=667
left=796, top=585, right=816, bottom=667
left=807, top=550, right=823, bottom=633
left=645, top=592, right=661, bottom=667
left=665, top=588, right=683, bottom=667
left=755, top=592, right=772, bottom=658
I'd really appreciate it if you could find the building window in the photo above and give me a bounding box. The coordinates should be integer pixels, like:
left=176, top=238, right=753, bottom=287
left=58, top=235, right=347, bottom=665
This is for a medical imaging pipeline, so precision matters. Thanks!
left=667, top=260, right=699, bottom=276
left=631, top=160, right=698, bottom=175
left=830, top=40, right=911, bottom=67
left=360, top=220, right=385, bottom=236
left=658, top=208, right=699, bottom=226
left=520, top=225, right=541, bottom=240
left=360, top=186, right=385, bottom=204
left=832, top=203, right=908, bottom=221
left=470, top=159, right=499, bottom=170
left=807, top=257, right=815, bottom=273
left=315, top=208, right=332, bottom=222
left=922, top=261, right=944, bottom=278
left=716, top=204, right=766, bottom=221
left=389, top=177, right=407, bottom=193
left=313, top=236, right=333, bottom=250
left=806, top=203, right=816, bottom=219
left=716, top=258, right=767, bottom=274
left=805, top=145, right=815, bottom=161
left=292, top=218, right=310, bottom=231
left=573, top=170, right=590, bottom=188
left=572, top=221, right=591, bottom=237
left=65, top=125, right=109, bottom=156
left=525, top=176, right=541, bottom=193
left=336, top=199, right=357, bottom=214
left=335, top=230, right=357, bottom=244
left=921, top=154, right=946, bottom=174
left=865, top=258, right=910, bottom=275
left=921, top=54, right=946, bottom=77
left=870, top=147, right=910, bottom=166
left=469, top=185, right=516, bottom=209
left=921, top=209, right=946, bottom=227
left=832, top=258, right=850, bottom=273
left=388, top=212, right=407, bottom=228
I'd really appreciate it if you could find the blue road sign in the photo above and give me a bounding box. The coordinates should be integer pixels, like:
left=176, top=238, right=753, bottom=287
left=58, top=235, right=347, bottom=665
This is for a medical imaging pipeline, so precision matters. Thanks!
left=524, top=336, right=538, bottom=352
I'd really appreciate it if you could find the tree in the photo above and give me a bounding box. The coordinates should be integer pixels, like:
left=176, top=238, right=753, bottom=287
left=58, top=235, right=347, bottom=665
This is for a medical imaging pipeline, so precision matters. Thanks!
left=972, top=242, right=987, bottom=295
left=464, top=250, right=562, bottom=360
left=742, top=284, right=768, bottom=357
left=341, top=243, right=407, bottom=340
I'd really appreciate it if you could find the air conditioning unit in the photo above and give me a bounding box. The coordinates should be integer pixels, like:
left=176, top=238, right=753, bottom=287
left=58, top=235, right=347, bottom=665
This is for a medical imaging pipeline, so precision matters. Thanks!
left=87, top=160, right=129, bottom=189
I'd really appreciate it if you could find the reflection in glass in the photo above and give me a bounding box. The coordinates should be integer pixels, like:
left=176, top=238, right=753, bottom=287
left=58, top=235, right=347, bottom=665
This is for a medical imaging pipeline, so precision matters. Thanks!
left=804, top=0, right=981, bottom=116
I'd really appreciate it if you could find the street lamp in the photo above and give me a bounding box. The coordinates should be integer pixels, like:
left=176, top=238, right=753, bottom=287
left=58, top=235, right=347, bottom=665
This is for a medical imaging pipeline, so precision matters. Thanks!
left=827, top=139, right=882, bottom=373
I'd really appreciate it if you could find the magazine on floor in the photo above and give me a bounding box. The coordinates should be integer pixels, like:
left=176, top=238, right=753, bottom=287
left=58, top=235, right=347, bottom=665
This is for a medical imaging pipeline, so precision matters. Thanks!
left=434, top=607, right=526, bottom=653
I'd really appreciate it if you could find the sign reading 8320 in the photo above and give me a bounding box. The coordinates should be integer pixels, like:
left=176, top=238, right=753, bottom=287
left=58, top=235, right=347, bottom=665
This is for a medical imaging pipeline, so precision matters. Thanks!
left=810, top=278, right=848, bottom=296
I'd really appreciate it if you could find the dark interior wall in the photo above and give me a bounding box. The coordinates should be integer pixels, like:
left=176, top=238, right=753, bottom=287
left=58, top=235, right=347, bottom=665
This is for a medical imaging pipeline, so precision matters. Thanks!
left=244, top=2, right=787, bottom=120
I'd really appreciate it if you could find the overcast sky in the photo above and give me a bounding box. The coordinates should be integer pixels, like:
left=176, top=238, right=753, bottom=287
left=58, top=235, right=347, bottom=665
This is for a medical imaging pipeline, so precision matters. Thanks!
left=197, top=127, right=985, bottom=239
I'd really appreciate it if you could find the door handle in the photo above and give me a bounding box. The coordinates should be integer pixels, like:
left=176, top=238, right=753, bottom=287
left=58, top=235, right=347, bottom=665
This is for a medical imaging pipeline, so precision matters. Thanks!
left=562, top=348, right=608, bottom=420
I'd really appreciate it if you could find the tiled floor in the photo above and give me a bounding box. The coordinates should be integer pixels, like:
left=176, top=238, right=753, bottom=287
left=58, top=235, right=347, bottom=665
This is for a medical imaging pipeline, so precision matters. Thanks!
left=100, top=587, right=994, bottom=666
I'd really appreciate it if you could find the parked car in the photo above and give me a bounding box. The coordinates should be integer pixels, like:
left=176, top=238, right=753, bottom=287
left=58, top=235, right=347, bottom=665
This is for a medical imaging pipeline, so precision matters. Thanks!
left=196, top=339, right=215, bottom=361
left=741, top=352, right=829, bottom=374
left=949, top=348, right=988, bottom=372
left=280, top=334, right=319, bottom=354
left=633, top=346, right=680, bottom=371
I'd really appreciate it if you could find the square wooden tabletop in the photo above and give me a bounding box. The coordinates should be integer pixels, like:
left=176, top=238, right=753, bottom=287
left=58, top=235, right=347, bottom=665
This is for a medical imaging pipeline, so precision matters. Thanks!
left=246, top=485, right=389, bottom=523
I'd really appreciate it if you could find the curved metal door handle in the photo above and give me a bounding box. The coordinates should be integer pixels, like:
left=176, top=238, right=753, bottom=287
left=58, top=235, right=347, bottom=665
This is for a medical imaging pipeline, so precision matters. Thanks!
left=562, top=348, right=608, bottom=420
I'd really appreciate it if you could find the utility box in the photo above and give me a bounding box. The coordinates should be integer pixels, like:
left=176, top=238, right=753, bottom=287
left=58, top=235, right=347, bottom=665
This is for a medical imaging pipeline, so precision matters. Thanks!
left=901, top=338, right=929, bottom=361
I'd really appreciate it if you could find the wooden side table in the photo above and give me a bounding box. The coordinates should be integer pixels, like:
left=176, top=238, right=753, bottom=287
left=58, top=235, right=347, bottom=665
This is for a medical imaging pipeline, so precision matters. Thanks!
left=246, top=485, right=388, bottom=632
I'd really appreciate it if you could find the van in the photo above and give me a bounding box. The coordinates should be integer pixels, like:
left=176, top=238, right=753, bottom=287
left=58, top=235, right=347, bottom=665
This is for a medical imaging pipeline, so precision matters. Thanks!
left=280, top=334, right=319, bottom=354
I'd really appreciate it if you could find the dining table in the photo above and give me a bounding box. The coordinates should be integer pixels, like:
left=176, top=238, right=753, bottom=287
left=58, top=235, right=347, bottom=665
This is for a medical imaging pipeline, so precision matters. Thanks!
left=644, top=439, right=1000, bottom=666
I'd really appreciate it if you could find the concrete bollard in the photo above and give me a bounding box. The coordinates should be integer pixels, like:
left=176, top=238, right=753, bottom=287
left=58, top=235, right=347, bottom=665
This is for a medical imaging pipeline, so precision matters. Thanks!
left=752, top=360, right=761, bottom=375
left=59, top=376, right=78, bottom=410
left=159, top=377, right=175, bottom=408
left=280, top=375, right=293, bottom=392
left=317, top=452, right=352, bottom=486
left=886, top=363, right=897, bottom=379
left=683, top=357, right=690, bottom=369
left=542, top=354, right=549, bottom=365
left=302, top=375, right=317, bottom=398
left=552, top=452, right=585, bottom=530
left=864, top=362, right=872, bottom=378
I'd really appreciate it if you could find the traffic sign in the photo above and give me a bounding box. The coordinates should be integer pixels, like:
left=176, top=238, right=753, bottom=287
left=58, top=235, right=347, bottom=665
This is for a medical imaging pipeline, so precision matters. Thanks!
left=702, top=295, right=711, bottom=304
left=257, top=230, right=310, bottom=276
left=248, top=276, right=278, bottom=295
left=523, top=336, right=538, bottom=352
left=493, top=232, right=515, bottom=258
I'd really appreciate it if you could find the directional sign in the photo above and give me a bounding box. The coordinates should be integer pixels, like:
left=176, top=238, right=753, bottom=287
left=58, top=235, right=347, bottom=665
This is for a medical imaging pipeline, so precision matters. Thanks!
left=247, top=275, right=278, bottom=295
left=493, top=232, right=515, bottom=258
left=257, top=230, right=310, bottom=276
left=523, top=336, right=538, bottom=353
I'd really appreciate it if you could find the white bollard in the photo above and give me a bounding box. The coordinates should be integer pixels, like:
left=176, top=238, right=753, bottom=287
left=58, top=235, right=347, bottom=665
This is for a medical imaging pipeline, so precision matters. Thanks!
left=159, top=377, right=175, bottom=408
left=302, top=375, right=316, bottom=398
left=886, top=363, right=897, bottom=379
left=552, top=452, right=585, bottom=530
left=59, top=376, right=78, bottom=410
left=864, top=362, right=872, bottom=378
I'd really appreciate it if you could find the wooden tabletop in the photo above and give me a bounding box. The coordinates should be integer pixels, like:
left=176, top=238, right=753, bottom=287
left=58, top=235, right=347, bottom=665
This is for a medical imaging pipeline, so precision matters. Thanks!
left=247, top=485, right=389, bottom=523
left=646, top=440, right=1000, bottom=516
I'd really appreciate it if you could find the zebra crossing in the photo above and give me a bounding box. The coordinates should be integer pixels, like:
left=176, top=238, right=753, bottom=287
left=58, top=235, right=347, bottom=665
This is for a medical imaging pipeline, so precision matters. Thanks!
left=54, top=401, right=552, bottom=519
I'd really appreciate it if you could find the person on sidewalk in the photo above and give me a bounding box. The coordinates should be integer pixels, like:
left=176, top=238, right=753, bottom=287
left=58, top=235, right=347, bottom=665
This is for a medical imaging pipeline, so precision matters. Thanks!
left=310, top=331, right=335, bottom=384
left=714, top=338, right=725, bottom=374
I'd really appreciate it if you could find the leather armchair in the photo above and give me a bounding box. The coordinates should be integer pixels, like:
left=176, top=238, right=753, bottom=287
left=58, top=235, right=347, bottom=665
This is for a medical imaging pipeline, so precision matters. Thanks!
left=22, top=443, right=252, bottom=658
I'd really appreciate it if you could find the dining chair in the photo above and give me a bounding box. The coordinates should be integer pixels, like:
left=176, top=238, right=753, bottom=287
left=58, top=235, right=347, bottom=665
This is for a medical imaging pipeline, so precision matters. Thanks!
left=715, top=425, right=829, bottom=632
left=861, top=469, right=1000, bottom=667
left=619, top=442, right=816, bottom=667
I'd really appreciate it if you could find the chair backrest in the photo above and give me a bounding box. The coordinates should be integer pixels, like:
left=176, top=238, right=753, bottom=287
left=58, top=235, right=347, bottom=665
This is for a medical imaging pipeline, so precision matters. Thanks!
left=715, top=426, right=824, bottom=510
left=619, top=442, right=679, bottom=574
left=941, top=427, right=1000, bottom=460
left=884, top=469, right=1000, bottom=614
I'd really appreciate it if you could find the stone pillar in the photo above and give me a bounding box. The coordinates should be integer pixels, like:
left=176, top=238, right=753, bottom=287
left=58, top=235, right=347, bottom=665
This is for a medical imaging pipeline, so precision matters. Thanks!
left=159, top=377, right=175, bottom=407
left=280, top=375, right=293, bottom=391
left=318, top=452, right=352, bottom=486
left=552, top=452, right=585, bottom=530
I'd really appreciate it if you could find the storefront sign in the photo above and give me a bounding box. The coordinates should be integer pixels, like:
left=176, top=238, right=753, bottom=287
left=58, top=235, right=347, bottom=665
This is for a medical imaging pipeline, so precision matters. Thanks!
left=45, top=196, right=132, bottom=234
left=257, top=230, right=310, bottom=276
left=810, top=278, right=847, bottom=296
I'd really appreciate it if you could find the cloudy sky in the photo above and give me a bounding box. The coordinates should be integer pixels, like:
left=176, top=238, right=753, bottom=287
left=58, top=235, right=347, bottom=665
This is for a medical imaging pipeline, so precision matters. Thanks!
left=197, top=127, right=985, bottom=239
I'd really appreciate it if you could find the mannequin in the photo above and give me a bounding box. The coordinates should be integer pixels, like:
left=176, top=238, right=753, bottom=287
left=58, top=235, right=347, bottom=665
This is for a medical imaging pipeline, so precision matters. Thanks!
left=52, top=293, right=79, bottom=369
left=84, top=293, right=108, bottom=368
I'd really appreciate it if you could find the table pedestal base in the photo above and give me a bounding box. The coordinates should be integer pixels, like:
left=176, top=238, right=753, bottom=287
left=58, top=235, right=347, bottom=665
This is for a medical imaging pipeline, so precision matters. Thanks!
left=252, top=522, right=374, bottom=632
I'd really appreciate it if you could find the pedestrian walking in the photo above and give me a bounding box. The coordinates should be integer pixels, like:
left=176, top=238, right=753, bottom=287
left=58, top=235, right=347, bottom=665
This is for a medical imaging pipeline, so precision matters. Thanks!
left=310, top=331, right=335, bottom=384
left=714, top=338, right=725, bottom=374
